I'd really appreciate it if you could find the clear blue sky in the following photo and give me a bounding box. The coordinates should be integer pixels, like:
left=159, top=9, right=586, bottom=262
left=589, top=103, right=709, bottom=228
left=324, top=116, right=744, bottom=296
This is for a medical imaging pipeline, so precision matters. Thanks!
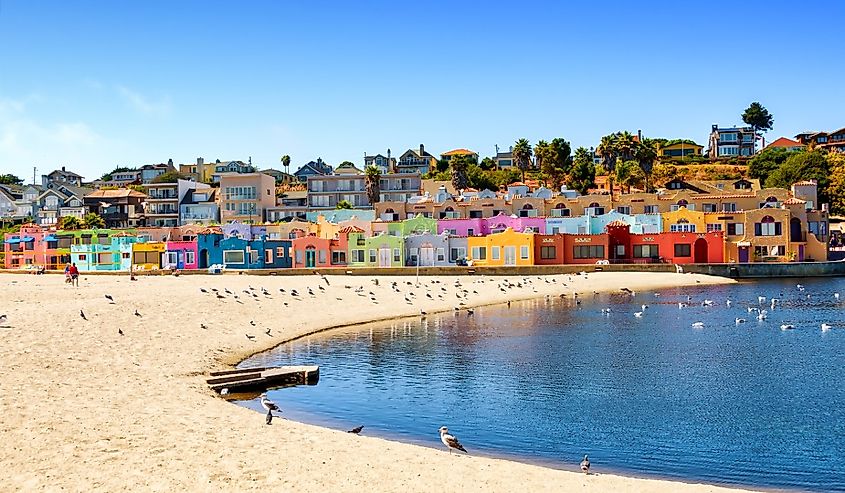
left=1, top=0, right=844, bottom=182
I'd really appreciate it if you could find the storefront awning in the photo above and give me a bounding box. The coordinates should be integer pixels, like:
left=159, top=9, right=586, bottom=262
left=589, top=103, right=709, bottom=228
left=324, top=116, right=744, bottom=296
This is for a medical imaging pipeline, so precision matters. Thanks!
left=4, top=238, right=20, bottom=244
left=21, top=236, right=35, bottom=242
left=44, top=235, right=58, bottom=241
left=737, top=241, right=751, bottom=247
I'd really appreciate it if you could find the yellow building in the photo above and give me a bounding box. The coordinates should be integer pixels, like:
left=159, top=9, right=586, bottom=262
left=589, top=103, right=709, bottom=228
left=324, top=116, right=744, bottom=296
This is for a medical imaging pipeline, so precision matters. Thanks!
left=131, top=242, right=166, bottom=270
left=466, top=227, right=534, bottom=266
left=661, top=208, right=706, bottom=234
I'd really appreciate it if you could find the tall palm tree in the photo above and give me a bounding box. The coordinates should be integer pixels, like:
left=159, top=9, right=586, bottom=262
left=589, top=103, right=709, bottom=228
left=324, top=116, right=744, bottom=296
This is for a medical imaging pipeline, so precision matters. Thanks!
left=512, top=138, right=533, bottom=182
left=364, top=165, right=381, bottom=205
left=615, top=131, right=636, bottom=161
left=281, top=155, right=291, bottom=174
left=597, top=134, right=619, bottom=200
left=635, top=138, right=658, bottom=192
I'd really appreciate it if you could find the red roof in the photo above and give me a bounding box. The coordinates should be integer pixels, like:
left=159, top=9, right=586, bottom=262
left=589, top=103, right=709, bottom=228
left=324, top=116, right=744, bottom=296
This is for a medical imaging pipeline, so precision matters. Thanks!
left=606, top=220, right=629, bottom=227
left=765, top=137, right=805, bottom=149
left=338, top=226, right=364, bottom=234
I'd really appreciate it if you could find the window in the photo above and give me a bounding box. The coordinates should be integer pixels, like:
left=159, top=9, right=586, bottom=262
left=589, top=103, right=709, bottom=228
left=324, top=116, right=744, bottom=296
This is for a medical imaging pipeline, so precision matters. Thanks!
left=223, top=186, right=257, bottom=200
left=755, top=216, right=782, bottom=236
left=393, top=248, right=400, bottom=262
left=633, top=244, right=659, bottom=258
left=520, top=246, right=529, bottom=259
left=319, top=249, right=327, bottom=264
left=121, top=252, right=131, bottom=259
left=615, top=245, right=625, bottom=257
left=295, top=250, right=303, bottom=263
left=98, top=252, right=112, bottom=264
left=573, top=245, right=605, bottom=259
left=133, top=251, right=160, bottom=265
left=721, top=133, right=738, bottom=143
left=467, top=228, right=475, bottom=236
left=491, top=246, right=501, bottom=260
left=276, top=247, right=285, bottom=258
left=540, top=246, right=556, bottom=259
left=469, top=210, right=483, bottom=219
left=436, top=248, right=445, bottom=261
left=722, top=203, right=737, bottom=212
left=185, top=251, right=195, bottom=264
left=450, top=247, right=466, bottom=262
left=670, top=220, right=696, bottom=233
left=352, top=249, right=365, bottom=263
left=369, top=249, right=376, bottom=263
left=265, top=249, right=272, bottom=264
left=727, top=223, right=745, bottom=235
left=616, top=206, right=631, bottom=215
left=409, top=247, right=419, bottom=263
left=332, top=251, right=346, bottom=264
left=471, top=246, right=487, bottom=260
left=551, top=207, right=570, bottom=217
left=223, top=250, right=244, bottom=265
left=249, top=249, right=259, bottom=264
left=702, top=203, right=717, bottom=213
left=644, top=205, right=659, bottom=214
left=674, top=244, right=691, bottom=257
left=706, top=223, right=723, bottom=232
left=756, top=245, right=785, bottom=257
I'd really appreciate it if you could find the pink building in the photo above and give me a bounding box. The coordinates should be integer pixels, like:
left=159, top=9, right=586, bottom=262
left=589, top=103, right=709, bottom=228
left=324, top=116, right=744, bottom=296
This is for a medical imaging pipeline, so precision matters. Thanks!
left=291, top=230, right=352, bottom=269
left=163, top=240, right=199, bottom=270
left=3, top=223, right=65, bottom=270
left=437, top=217, right=486, bottom=237
left=437, top=213, right=546, bottom=237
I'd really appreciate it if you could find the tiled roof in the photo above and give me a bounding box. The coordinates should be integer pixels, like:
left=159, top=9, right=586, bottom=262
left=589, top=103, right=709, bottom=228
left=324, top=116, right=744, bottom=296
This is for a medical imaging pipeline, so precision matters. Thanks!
left=606, top=220, right=629, bottom=227
left=338, top=226, right=364, bottom=234
left=783, top=197, right=807, bottom=205
left=766, top=137, right=805, bottom=149
left=85, top=189, right=147, bottom=199
left=441, top=148, right=477, bottom=156
left=793, top=180, right=818, bottom=186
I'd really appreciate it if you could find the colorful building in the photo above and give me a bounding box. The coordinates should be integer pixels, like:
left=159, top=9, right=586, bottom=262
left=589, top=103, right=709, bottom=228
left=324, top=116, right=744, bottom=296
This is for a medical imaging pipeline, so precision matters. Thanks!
left=291, top=232, right=350, bottom=269
left=606, top=222, right=725, bottom=264
left=466, top=228, right=535, bottom=266
left=132, top=241, right=166, bottom=271
left=3, top=224, right=68, bottom=270
left=218, top=237, right=292, bottom=269
left=70, top=231, right=138, bottom=272
left=347, top=231, right=405, bottom=268
left=163, top=240, right=199, bottom=270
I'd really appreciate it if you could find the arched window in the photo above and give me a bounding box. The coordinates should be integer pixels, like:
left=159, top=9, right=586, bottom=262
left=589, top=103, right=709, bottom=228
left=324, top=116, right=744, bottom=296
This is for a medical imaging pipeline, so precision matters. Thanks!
left=589, top=202, right=600, bottom=208
left=761, top=215, right=775, bottom=223
left=677, top=199, right=688, bottom=206
left=670, top=218, right=695, bottom=232
left=522, top=204, right=533, bottom=209
left=444, top=206, right=453, bottom=211
left=586, top=202, right=604, bottom=216
left=385, top=208, right=395, bottom=213
left=756, top=215, right=781, bottom=236
left=553, top=203, right=570, bottom=217
left=766, top=197, right=777, bottom=204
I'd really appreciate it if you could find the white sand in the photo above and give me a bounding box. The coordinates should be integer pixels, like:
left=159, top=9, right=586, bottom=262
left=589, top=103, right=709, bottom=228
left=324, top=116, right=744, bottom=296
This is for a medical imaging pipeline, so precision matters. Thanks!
left=0, top=271, right=761, bottom=492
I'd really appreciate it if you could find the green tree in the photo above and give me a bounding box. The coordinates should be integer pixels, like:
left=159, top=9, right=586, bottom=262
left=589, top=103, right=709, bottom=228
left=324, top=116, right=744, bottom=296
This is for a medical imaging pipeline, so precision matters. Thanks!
left=435, top=158, right=450, bottom=173
left=450, top=154, right=470, bottom=191
left=479, top=157, right=496, bottom=171
left=58, top=215, right=82, bottom=230
left=151, top=171, right=188, bottom=183
left=512, top=138, right=533, bottom=182
left=615, top=160, right=644, bottom=193
left=539, top=138, right=573, bottom=190
left=826, top=153, right=845, bottom=216
left=281, top=155, right=291, bottom=174
left=615, top=131, right=637, bottom=161
left=335, top=200, right=353, bottom=210
left=0, top=174, right=24, bottom=185
left=567, top=147, right=596, bottom=194
left=748, top=147, right=796, bottom=184
left=99, top=166, right=134, bottom=182
left=364, top=165, right=381, bottom=205
left=742, top=102, right=774, bottom=154
left=765, top=150, right=829, bottom=199
left=651, top=163, right=680, bottom=187
left=83, top=212, right=106, bottom=229
left=635, top=138, right=658, bottom=192
left=597, top=133, right=618, bottom=199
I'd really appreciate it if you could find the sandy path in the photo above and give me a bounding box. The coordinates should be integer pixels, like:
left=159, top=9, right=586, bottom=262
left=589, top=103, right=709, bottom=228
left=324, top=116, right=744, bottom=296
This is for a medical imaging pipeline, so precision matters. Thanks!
left=0, top=271, right=759, bottom=492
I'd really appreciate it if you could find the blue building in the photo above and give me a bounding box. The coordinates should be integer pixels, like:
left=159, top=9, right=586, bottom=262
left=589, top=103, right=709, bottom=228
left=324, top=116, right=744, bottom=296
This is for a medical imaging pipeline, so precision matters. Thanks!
left=219, top=237, right=292, bottom=269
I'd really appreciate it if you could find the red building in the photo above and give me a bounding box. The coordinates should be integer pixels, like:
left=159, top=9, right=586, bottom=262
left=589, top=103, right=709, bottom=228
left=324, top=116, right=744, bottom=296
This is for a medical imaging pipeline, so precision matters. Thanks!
left=534, top=234, right=611, bottom=265
left=606, top=222, right=724, bottom=264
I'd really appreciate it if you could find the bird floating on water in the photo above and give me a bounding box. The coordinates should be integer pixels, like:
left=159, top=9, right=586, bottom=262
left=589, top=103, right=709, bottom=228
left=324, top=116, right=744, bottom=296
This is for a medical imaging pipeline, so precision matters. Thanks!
left=439, top=426, right=467, bottom=454
left=735, top=318, right=746, bottom=324
left=634, top=312, right=643, bottom=318
left=780, top=324, right=795, bottom=331
left=691, top=322, right=705, bottom=328
left=821, top=323, right=833, bottom=331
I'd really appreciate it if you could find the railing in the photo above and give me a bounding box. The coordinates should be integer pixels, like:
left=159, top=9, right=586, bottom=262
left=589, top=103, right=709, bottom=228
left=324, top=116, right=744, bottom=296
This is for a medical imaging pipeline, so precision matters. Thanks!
left=607, top=257, right=665, bottom=264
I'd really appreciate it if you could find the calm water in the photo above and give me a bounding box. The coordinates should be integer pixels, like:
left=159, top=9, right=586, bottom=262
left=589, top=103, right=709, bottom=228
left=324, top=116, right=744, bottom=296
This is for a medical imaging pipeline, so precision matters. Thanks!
left=239, top=278, right=845, bottom=492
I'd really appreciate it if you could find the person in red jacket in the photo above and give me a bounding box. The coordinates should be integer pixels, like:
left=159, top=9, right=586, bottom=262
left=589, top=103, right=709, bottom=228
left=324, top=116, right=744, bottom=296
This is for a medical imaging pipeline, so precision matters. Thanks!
left=68, top=263, right=80, bottom=287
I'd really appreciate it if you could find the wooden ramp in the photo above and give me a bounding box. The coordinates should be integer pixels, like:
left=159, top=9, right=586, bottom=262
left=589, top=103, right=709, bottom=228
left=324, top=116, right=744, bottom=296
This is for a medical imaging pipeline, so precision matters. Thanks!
left=207, top=365, right=319, bottom=393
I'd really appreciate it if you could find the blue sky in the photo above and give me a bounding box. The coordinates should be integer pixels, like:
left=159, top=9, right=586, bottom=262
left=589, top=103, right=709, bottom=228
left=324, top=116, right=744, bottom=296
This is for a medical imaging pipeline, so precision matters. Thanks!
left=1, top=1, right=844, bottom=181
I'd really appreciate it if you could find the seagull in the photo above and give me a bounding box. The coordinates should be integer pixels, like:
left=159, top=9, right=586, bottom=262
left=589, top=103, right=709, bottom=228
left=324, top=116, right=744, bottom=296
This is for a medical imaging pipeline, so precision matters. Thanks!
left=701, top=300, right=714, bottom=307
left=780, top=324, right=795, bottom=331
left=466, top=309, right=474, bottom=316
left=601, top=308, right=611, bottom=315
left=200, top=323, right=208, bottom=330
left=118, top=328, right=124, bottom=336
left=265, top=328, right=272, bottom=336
left=580, top=455, right=591, bottom=474
left=692, top=322, right=705, bottom=328
left=726, top=299, right=732, bottom=307
left=105, top=294, right=114, bottom=303
left=438, top=426, right=467, bottom=454
left=634, top=312, right=643, bottom=318
left=835, top=293, right=840, bottom=300
left=134, top=310, right=142, bottom=317
left=260, top=393, right=281, bottom=413
left=758, top=296, right=766, bottom=304
left=735, top=318, right=746, bottom=324
left=678, top=302, right=688, bottom=309
left=200, top=288, right=208, bottom=293
left=250, top=320, right=256, bottom=326
left=641, top=304, right=648, bottom=311
left=265, top=410, right=274, bottom=425
left=79, top=310, right=87, bottom=321
left=821, top=323, right=833, bottom=331
left=245, top=333, right=256, bottom=341
left=347, top=425, right=364, bottom=434
left=757, top=311, right=767, bottom=321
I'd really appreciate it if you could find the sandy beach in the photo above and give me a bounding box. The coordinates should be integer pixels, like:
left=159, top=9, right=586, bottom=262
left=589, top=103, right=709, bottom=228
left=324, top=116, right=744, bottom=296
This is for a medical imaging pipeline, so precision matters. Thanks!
left=0, top=270, right=762, bottom=492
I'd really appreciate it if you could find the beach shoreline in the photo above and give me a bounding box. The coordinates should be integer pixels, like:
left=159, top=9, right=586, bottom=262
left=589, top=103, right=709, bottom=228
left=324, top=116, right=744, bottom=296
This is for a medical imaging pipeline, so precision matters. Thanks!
left=1, top=271, right=768, bottom=492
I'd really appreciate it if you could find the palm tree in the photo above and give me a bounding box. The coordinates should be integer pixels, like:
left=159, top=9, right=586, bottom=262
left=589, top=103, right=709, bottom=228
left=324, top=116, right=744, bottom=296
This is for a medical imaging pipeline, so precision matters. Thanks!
left=615, top=131, right=636, bottom=161
left=597, top=134, right=618, bottom=199
left=281, top=155, right=291, bottom=174
left=534, top=140, right=549, bottom=185
left=450, top=154, right=470, bottom=191
left=635, top=138, right=658, bottom=192
left=512, top=138, right=533, bottom=182
left=364, top=165, right=381, bottom=205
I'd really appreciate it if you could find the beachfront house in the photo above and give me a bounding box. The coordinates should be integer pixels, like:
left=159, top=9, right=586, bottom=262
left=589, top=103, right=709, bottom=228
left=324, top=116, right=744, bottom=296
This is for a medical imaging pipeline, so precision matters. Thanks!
left=466, top=227, right=535, bottom=266
left=290, top=232, right=350, bottom=269
left=396, top=145, right=436, bottom=175
left=606, top=222, right=725, bottom=264
left=404, top=232, right=451, bottom=267
left=69, top=230, right=137, bottom=272
left=132, top=241, right=166, bottom=271
left=346, top=231, right=405, bottom=268
left=163, top=240, right=199, bottom=270
left=218, top=236, right=292, bottom=270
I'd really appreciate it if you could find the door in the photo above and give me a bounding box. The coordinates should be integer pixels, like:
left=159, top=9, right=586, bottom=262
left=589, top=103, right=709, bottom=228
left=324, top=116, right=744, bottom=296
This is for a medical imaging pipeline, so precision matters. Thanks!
left=305, top=247, right=316, bottom=268
left=693, top=238, right=708, bottom=263
left=798, top=244, right=805, bottom=262
left=199, top=249, right=208, bottom=269
left=379, top=248, right=391, bottom=267
left=419, top=246, right=435, bottom=266
left=504, top=246, right=516, bottom=266
left=738, top=246, right=749, bottom=263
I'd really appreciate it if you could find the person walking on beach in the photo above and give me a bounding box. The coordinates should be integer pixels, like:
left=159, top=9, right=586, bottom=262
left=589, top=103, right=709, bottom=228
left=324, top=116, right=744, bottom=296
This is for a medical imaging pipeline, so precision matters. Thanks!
left=64, top=263, right=72, bottom=284
left=69, top=262, right=80, bottom=287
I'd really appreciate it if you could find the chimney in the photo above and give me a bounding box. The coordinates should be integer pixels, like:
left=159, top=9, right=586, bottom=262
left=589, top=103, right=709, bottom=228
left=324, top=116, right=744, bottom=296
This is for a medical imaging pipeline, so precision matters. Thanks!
left=419, top=144, right=425, bottom=155
left=509, top=145, right=513, bottom=152
left=167, top=158, right=173, bottom=166
left=637, top=129, right=642, bottom=142
left=197, top=157, right=204, bottom=166
left=61, top=166, right=66, bottom=172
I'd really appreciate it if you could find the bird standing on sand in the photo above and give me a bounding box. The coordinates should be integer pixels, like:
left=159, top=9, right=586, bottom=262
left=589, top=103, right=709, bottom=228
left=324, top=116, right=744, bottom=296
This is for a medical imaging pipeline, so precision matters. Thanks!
left=245, top=333, right=256, bottom=341
left=134, top=310, right=142, bottom=317
left=105, top=294, right=114, bottom=303
left=118, top=328, right=124, bottom=336
left=260, top=393, right=281, bottom=421
left=439, top=426, right=467, bottom=454
left=79, top=310, right=87, bottom=321
left=265, top=410, right=274, bottom=425
left=0, top=314, right=7, bottom=325
left=580, top=455, right=590, bottom=473
left=348, top=425, right=364, bottom=434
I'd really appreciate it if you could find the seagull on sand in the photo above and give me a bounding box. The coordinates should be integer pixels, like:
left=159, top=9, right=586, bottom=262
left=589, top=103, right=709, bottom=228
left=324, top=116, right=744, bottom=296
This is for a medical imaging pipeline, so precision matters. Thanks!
left=0, top=314, right=7, bottom=325
left=79, top=310, right=87, bottom=321
left=134, top=309, right=142, bottom=317
left=265, top=328, right=272, bottom=337
left=439, top=426, right=467, bottom=454
left=260, top=393, right=281, bottom=414
left=347, top=425, right=364, bottom=434
left=245, top=333, right=256, bottom=341
left=580, top=455, right=591, bottom=473
left=105, top=294, right=115, bottom=303
left=118, top=328, right=124, bottom=336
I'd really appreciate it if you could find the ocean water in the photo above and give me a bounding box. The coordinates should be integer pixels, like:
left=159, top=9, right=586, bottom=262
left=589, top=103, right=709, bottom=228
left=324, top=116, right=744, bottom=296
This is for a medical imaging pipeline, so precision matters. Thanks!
left=239, top=278, right=845, bottom=492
